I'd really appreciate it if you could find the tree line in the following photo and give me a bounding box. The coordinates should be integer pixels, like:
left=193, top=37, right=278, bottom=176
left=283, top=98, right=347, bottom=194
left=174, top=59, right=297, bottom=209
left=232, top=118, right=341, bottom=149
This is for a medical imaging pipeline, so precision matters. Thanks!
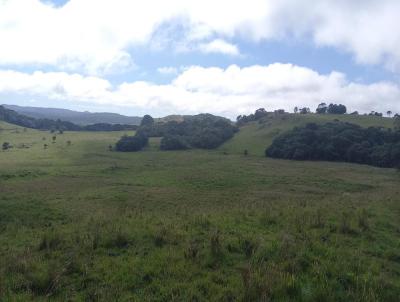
left=116, top=114, right=238, bottom=152
left=237, top=103, right=399, bottom=126
left=266, top=121, right=400, bottom=168
left=0, top=105, right=137, bottom=132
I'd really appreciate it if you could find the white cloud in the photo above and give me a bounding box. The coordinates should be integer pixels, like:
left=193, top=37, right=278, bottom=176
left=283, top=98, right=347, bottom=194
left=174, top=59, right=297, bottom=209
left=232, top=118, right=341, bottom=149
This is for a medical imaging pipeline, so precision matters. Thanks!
left=1, top=0, right=400, bottom=72
left=198, top=39, right=240, bottom=56
left=1, top=64, right=400, bottom=118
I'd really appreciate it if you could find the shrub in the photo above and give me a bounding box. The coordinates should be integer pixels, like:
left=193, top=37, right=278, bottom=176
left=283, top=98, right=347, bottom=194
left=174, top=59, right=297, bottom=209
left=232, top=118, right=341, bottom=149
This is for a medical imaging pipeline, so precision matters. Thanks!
left=115, top=133, right=148, bottom=152
left=2, top=142, right=10, bottom=151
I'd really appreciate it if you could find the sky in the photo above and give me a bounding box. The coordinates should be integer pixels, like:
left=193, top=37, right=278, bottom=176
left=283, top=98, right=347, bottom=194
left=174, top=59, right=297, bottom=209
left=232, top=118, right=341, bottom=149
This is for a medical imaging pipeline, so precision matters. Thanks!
left=1, top=0, right=400, bottom=118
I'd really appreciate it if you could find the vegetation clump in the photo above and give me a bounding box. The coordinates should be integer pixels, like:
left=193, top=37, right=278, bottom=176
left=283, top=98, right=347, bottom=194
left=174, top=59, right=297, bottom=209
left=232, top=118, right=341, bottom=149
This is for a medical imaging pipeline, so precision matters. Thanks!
left=115, top=133, right=148, bottom=152
left=115, top=113, right=238, bottom=151
left=266, top=121, right=400, bottom=168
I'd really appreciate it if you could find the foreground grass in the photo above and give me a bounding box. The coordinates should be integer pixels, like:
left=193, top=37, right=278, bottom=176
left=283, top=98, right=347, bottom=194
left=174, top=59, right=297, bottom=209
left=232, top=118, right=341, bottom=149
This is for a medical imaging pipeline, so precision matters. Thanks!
left=1, top=122, right=400, bottom=301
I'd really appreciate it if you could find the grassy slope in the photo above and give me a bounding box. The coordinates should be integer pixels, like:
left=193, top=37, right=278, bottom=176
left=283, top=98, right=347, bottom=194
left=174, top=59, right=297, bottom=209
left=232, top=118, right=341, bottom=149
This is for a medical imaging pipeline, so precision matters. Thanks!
left=0, top=120, right=400, bottom=301
left=220, top=113, right=394, bottom=156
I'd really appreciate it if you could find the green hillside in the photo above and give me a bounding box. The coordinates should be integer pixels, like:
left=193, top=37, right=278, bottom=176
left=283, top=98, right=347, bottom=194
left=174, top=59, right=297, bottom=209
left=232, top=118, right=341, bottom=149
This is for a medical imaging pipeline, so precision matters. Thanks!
left=220, top=113, right=394, bottom=156
left=1, top=118, right=400, bottom=301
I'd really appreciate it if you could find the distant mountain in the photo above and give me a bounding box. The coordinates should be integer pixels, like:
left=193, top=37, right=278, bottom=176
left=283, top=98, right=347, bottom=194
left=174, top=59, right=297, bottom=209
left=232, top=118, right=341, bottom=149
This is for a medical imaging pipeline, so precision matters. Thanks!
left=2, top=104, right=142, bottom=125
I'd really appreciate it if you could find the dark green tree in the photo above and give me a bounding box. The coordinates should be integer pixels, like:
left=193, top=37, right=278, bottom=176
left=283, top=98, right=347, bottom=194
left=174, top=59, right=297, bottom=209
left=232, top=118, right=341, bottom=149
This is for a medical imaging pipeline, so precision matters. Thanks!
left=2, top=142, right=10, bottom=151
left=327, top=103, right=347, bottom=114
left=141, top=115, right=154, bottom=127
left=316, top=103, right=328, bottom=114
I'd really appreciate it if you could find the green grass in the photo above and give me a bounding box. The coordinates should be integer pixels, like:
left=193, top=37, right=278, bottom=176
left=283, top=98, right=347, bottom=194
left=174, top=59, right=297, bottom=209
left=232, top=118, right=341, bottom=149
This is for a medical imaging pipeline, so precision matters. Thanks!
left=1, top=118, right=400, bottom=301
left=220, top=113, right=395, bottom=156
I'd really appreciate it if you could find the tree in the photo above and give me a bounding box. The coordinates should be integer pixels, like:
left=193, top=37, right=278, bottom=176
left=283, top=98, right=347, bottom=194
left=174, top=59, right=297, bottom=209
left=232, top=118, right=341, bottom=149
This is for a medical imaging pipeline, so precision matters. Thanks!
left=299, top=107, right=310, bottom=114
left=387, top=111, right=392, bottom=118
left=327, top=103, right=346, bottom=114
left=2, top=142, right=10, bottom=151
left=244, top=149, right=248, bottom=156
left=140, top=115, right=154, bottom=127
left=254, top=108, right=267, bottom=119
left=316, top=103, right=328, bottom=114
left=66, top=140, right=71, bottom=146
left=294, top=107, right=298, bottom=114
left=369, top=111, right=383, bottom=117
left=108, top=144, right=113, bottom=151
left=52, top=135, right=56, bottom=143
left=43, top=144, right=48, bottom=149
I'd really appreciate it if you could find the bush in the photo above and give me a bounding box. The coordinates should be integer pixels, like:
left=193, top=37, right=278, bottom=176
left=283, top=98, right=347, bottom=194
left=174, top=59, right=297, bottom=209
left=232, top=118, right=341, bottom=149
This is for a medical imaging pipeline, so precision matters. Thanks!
left=115, top=133, right=148, bottom=152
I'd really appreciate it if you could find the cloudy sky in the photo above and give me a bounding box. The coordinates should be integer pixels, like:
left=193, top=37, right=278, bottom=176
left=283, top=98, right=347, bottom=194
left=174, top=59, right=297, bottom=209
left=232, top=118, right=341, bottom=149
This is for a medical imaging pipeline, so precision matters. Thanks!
left=1, top=0, right=400, bottom=118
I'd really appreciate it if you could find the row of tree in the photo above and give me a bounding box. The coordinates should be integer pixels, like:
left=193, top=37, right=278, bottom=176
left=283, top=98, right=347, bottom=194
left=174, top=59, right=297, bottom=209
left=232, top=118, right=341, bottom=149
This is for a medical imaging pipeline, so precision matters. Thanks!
left=0, top=106, right=137, bottom=132
left=266, top=121, right=400, bottom=168
left=237, top=104, right=399, bottom=126
left=115, top=114, right=238, bottom=152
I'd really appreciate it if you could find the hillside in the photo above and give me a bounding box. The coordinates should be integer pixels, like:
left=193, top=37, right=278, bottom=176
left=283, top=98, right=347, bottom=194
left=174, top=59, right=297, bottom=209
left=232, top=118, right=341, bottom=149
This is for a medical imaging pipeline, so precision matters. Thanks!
left=3, top=104, right=142, bottom=125
left=220, top=113, right=394, bottom=156
left=1, top=119, right=400, bottom=301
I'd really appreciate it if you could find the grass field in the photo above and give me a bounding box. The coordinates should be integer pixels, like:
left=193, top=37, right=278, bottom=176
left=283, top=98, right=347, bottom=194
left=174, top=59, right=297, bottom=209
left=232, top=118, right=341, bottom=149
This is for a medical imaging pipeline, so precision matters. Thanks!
left=1, top=118, right=400, bottom=301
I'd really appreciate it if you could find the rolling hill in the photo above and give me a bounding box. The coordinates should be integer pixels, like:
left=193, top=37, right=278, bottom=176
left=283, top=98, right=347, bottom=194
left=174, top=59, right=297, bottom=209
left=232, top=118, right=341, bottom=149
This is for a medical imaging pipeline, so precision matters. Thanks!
left=1, top=112, right=400, bottom=301
left=220, top=113, right=394, bottom=156
left=2, top=104, right=142, bottom=125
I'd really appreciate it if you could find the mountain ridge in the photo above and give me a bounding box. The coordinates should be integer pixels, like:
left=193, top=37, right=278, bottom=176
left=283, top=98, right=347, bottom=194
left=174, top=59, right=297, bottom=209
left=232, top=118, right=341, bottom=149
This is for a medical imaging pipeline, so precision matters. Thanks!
left=2, top=104, right=142, bottom=125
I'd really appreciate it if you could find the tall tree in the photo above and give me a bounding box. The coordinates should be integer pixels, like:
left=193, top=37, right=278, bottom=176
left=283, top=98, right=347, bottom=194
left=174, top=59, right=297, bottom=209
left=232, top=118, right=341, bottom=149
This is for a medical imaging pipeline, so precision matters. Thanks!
left=140, top=115, right=154, bottom=127
left=316, top=102, right=328, bottom=114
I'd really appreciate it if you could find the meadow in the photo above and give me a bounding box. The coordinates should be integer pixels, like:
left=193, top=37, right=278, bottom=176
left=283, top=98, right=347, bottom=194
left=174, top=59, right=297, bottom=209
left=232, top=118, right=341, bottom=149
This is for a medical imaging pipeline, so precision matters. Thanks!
left=0, top=118, right=400, bottom=301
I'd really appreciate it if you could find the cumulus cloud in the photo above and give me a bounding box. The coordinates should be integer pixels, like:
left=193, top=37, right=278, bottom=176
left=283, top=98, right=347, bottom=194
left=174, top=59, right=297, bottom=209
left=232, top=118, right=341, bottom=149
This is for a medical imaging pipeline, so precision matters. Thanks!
left=198, top=39, right=240, bottom=56
left=1, top=64, right=399, bottom=118
left=1, top=0, right=400, bottom=72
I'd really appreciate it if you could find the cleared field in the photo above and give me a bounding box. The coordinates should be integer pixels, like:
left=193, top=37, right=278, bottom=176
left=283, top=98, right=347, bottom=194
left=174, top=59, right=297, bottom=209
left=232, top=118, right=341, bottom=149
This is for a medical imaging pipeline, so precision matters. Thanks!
left=0, top=120, right=400, bottom=301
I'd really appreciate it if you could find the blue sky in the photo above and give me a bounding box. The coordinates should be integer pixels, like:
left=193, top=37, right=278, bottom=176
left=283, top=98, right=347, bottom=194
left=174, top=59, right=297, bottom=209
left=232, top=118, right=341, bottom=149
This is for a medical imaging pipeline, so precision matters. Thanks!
left=1, top=0, right=400, bottom=118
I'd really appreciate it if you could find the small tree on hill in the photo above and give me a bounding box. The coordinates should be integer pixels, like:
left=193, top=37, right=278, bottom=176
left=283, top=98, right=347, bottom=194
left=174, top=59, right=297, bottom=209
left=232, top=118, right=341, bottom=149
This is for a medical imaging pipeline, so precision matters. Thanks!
left=52, top=135, right=57, bottom=143
left=387, top=111, right=392, bottom=118
left=299, top=107, right=310, bottom=114
left=294, top=106, right=299, bottom=114
left=141, top=115, right=154, bottom=127
left=327, top=103, right=346, bottom=114
left=316, top=103, right=328, bottom=114
left=254, top=108, right=267, bottom=119
left=2, top=142, right=10, bottom=151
